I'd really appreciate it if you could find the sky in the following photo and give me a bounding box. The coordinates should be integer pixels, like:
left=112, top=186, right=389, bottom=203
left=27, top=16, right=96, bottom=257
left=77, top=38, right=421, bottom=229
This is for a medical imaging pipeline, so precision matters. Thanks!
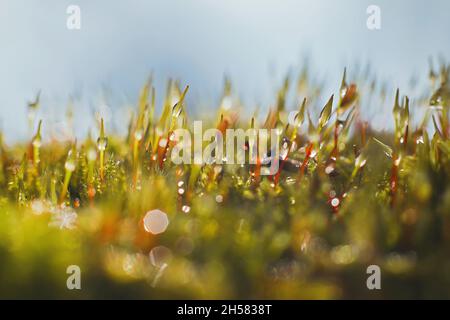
left=0, top=0, right=449, bottom=142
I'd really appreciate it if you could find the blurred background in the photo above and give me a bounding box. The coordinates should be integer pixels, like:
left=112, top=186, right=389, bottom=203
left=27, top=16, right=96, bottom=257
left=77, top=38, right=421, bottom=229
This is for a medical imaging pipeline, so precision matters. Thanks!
left=0, top=0, right=449, bottom=141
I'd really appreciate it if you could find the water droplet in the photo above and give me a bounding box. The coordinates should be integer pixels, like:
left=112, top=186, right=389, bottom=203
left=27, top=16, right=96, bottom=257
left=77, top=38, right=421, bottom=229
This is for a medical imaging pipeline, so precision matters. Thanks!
left=285, top=176, right=296, bottom=185
left=178, top=188, right=185, bottom=195
left=149, top=246, right=172, bottom=268
left=280, top=147, right=289, bottom=160
left=32, top=137, right=42, bottom=148
left=134, top=129, right=143, bottom=141
left=215, top=195, right=223, bottom=203
left=331, top=198, right=340, bottom=207
left=221, top=96, right=232, bottom=110
left=325, top=165, right=334, bottom=175
left=355, top=155, right=367, bottom=168
left=182, top=205, right=191, bottom=213
left=159, top=138, right=168, bottom=148
left=359, top=159, right=367, bottom=168
left=97, top=137, right=108, bottom=151
left=31, top=199, right=46, bottom=215
left=143, top=209, right=169, bottom=235
left=65, top=159, right=76, bottom=172
left=290, top=141, right=298, bottom=152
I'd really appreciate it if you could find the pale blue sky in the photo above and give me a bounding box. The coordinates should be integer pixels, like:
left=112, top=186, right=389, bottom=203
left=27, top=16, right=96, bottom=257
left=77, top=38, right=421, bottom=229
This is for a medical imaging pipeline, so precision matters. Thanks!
left=0, top=0, right=449, bottom=141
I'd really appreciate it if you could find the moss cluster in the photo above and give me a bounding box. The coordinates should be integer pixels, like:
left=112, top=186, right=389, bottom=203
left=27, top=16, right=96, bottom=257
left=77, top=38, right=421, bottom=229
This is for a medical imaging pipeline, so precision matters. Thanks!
left=0, top=65, right=449, bottom=299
